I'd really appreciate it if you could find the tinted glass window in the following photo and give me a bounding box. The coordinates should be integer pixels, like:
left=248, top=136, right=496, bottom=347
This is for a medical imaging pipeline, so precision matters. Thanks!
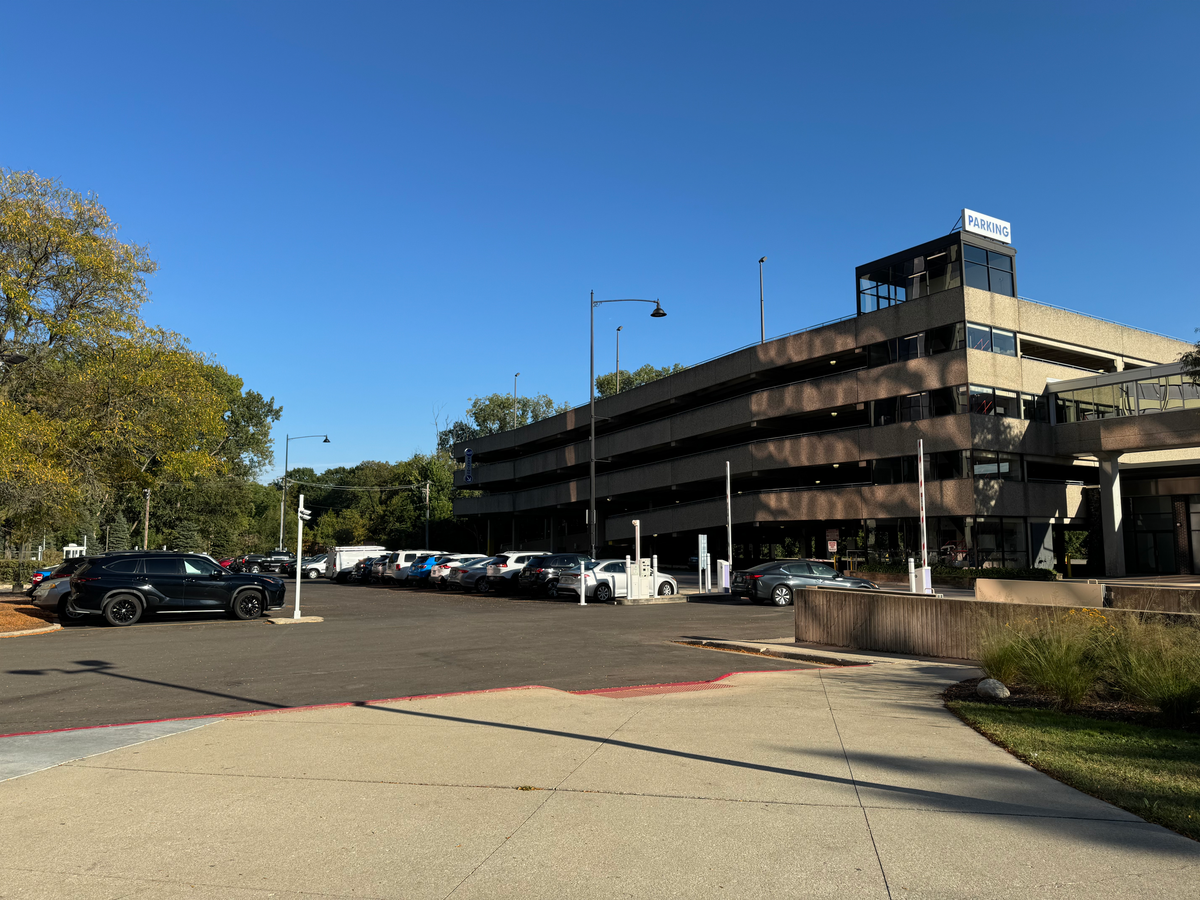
left=966, top=324, right=992, bottom=352
left=994, top=389, right=1019, bottom=418
left=809, top=562, right=838, bottom=577
left=183, top=558, right=222, bottom=576
left=987, top=250, right=1012, bottom=271
left=781, top=563, right=811, bottom=576
left=989, top=269, right=1014, bottom=296
left=52, top=559, right=86, bottom=576
left=926, top=322, right=965, bottom=353
left=964, top=262, right=990, bottom=290
left=991, top=328, right=1017, bottom=357
left=105, top=559, right=141, bottom=574
left=964, top=244, right=988, bottom=264
left=969, top=385, right=995, bottom=415
left=144, top=558, right=182, bottom=575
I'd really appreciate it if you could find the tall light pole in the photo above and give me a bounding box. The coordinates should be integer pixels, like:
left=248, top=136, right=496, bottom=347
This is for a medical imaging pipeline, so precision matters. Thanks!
left=615, top=326, right=623, bottom=393
left=589, top=293, right=667, bottom=558
left=758, top=256, right=767, bottom=344
left=513, top=373, right=520, bottom=431
left=279, top=433, right=330, bottom=551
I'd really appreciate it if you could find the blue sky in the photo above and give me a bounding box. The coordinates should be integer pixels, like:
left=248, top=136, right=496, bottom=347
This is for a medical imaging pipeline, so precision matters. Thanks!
left=3, top=2, right=1197, bottom=478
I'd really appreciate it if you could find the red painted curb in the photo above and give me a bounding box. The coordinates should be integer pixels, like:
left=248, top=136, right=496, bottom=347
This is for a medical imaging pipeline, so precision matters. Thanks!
left=0, top=667, right=834, bottom=739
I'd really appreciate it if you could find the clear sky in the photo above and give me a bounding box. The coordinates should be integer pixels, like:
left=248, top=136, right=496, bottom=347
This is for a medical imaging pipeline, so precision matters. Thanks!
left=3, top=2, right=1196, bottom=479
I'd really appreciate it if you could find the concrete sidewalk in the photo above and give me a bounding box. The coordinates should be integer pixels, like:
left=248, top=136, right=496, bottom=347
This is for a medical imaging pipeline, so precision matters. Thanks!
left=2, top=661, right=1198, bottom=899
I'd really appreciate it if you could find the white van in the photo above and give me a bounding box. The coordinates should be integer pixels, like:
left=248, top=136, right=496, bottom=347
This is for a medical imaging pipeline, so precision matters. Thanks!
left=386, top=549, right=441, bottom=583
left=327, top=545, right=387, bottom=583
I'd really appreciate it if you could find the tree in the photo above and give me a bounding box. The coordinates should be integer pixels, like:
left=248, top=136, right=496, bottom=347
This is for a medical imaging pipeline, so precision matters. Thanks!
left=438, top=392, right=569, bottom=448
left=595, top=363, right=685, bottom=398
left=108, top=512, right=130, bottom=551
left=1181, top=330, right=1200, bottom=384
left=173, top=520, right=202, bottom=553
left=1, top=169, right=155, bottom=381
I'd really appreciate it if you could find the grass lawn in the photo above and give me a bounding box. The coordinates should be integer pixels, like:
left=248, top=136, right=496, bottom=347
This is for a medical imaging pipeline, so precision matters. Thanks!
left=948, top=701, right=1200, bottom=842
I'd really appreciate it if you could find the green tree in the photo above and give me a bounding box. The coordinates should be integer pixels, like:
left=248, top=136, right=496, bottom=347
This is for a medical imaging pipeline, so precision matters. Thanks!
left=595, top=363, right=685, bottom=398
left=438, top=392, right=569, bottom=448
left=173, top=520, right=202, bottom=552
left=107, top=511, right=130, bottom=551
left=1181, top=330, right=1200, bottom=384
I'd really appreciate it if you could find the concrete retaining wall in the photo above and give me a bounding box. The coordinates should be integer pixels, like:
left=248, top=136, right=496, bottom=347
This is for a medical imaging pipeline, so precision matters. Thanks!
left=1107, top=585, right=1200, bottom=614
left=974, top=579, right=1104, bottom=608
left=793, top=587, right=1197, bottom=660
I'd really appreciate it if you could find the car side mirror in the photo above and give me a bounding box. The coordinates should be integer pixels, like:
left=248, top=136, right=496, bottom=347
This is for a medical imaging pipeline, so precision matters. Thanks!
left=210, top=571, right=225, bottom=579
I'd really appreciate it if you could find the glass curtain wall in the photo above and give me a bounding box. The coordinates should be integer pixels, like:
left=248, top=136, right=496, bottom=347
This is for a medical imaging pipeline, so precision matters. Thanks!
left=1054, top=373, right=1200, bottom=422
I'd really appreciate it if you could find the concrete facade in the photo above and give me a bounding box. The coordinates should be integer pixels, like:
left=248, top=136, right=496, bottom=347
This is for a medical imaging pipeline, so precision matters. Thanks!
left=452, top=233, right=1199, bottom=576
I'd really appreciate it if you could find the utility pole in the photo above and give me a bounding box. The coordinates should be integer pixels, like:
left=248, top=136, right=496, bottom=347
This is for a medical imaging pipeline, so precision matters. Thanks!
left=143, top=489, right=150, bottom=550
left=758, top=256, right=767, bottom=344
left=513, top=373, right=520, bottom=431
left=424, top=481, right=430, bottom=547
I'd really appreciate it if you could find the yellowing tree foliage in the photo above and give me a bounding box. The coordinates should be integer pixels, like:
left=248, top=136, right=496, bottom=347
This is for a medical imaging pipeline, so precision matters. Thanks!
left=1, top=170, right=279, bottom=541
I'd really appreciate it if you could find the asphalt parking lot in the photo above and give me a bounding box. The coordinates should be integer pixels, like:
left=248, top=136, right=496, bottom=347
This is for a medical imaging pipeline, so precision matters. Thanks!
left=0, top=580, right=811, bottom=735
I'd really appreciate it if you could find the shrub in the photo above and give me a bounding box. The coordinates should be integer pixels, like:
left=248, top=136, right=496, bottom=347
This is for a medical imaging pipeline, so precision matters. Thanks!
left=0, top=560, right=38, bottom=584
left=1104, top=619, right=1200, bottom=726
left=978, top=608, right=1113, bottom=709
left=979, top=627, right=1025, bottom=686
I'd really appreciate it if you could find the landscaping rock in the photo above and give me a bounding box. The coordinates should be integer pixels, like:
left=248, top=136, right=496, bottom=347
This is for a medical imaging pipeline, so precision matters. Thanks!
left=977, top=678, right=1011, bottom=700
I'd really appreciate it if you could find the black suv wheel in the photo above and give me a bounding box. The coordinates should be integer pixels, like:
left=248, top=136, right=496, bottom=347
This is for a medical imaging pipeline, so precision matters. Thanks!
left=104, top=594, right=143, bottom=627
left=231, top=590, right=263, bottom=620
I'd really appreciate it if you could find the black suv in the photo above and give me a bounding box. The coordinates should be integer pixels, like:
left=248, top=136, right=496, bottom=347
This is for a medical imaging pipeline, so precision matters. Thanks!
left=68, top=552, right=287, bottom=626
left=234, top=551, right=294, bottom=574
left=517, top=554, right=592, bottom=596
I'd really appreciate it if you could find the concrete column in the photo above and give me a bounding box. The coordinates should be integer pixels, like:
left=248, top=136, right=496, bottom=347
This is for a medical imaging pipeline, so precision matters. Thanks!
left=1097, top=454, right=1126, bottom=577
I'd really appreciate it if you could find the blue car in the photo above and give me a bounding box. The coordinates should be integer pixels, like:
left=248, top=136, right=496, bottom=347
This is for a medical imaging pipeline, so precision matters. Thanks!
left=25, top=567, right=56, bottom=595
left=405, top=554, right=454, bottom=587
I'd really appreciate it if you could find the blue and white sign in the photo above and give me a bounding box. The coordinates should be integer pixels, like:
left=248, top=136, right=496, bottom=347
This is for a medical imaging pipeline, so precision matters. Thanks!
left=962, top=209, right=1012, bottom=244
left=464, top=448, right=473, bottom=483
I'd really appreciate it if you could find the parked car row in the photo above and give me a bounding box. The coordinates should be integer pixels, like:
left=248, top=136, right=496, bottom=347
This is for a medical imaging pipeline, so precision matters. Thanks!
left=328, top=548, right=681, bottom=600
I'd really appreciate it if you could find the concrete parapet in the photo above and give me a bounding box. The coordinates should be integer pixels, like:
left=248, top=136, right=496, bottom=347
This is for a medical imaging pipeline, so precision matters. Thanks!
left=793, top=586, right=1199, bottom=659
left=973, top=578, right=1104, bottom=607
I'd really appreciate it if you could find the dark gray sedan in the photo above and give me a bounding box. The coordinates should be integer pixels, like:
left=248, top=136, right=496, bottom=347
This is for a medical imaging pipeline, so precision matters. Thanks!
left=732, top=559, right=879, bottom=606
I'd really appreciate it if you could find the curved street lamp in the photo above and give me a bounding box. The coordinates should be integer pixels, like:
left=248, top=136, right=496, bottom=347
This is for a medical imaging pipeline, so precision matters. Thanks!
left=278, top=433, right=330, bottom=551
left=589, top=293, right=667, bottom=558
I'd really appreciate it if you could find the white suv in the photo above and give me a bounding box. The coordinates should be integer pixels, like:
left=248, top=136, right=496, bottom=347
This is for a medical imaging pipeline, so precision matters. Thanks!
left=486, top=551, right=549, bottom=592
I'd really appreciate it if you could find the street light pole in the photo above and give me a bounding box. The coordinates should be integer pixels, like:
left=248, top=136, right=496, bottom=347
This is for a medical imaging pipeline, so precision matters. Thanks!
left=588, top=295, right=667, bottom=559
left=513, top=373, right=520, bottom=431
left=278, top=434, right=330, bottom=552
left=615, top=325, right=623, bottom=393
left=758, top=256, right=767, bottom=344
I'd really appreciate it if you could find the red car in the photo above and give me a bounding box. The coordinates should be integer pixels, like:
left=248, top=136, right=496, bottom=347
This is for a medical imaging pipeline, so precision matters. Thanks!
left=217, top=558, right=234, bottom=568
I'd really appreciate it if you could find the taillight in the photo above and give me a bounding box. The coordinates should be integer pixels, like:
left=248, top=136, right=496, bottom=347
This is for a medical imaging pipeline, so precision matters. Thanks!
left=748, top=574, right=764, bottom=580
left=395, top=564, right=402, bottom=570
left=535, top=568, right=544, bottom=573
left=497, top=563, right=507, bottom=568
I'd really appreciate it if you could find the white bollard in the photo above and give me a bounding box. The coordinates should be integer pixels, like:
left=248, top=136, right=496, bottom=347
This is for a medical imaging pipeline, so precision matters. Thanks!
left=908, top=557, right=916, bottom=594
